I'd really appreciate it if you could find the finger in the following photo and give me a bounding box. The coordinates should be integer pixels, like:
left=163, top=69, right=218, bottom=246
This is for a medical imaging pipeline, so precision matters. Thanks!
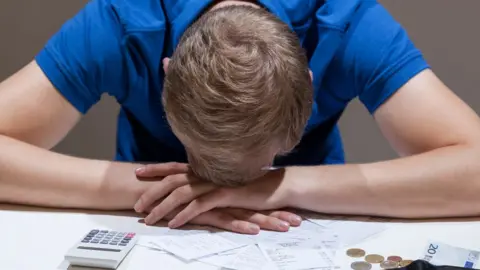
left=144, top=183, right=216, bottom=225
left=134, top=174, right=189, bottom=213
left=135, top=162, right=189, bottom=178
left=168, top=189, right=229, bottom=228
left=266, top=211, right=303, bottom=227
left=228, top=209, right=290, bottom=232
left=144, top=204, right=183, bottom=221
left=191, top=210, right=260, bottom=235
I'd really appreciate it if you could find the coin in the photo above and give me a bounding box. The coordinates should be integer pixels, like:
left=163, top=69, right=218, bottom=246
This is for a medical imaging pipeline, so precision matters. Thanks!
left=399, top=260, right=414, bottom=267
left=347, top=248, right=366, bottom=258
left=387, top=256, right=402, bottom=262
left=380, top=260, right=399, bottom=269
left=351, top=261, right=372, bottom=270
left=365, top=254, right=385, bottom=263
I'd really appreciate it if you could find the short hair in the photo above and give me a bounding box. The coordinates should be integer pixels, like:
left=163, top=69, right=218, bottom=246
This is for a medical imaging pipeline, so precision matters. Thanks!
left=163, top=5, right=313, bottom=186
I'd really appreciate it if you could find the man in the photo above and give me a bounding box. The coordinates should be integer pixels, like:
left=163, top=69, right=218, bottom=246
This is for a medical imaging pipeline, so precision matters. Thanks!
left=1, top=0, right=480, bottom=235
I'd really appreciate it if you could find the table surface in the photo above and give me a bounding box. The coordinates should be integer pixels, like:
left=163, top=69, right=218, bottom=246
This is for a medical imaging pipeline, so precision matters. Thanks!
left=2, top=203, right=480, bottom=270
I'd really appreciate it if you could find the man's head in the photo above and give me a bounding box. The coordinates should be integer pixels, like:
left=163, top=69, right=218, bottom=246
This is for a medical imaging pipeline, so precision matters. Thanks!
left=163, top=3, right=313, bottom=186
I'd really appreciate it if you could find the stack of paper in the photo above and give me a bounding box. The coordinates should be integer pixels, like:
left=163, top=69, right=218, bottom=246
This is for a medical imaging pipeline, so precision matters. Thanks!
left=135, top=212, right=392, bottom=270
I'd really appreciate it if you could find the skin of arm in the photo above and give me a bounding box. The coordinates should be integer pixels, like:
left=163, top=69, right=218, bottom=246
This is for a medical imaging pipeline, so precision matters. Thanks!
left=0, top=61, right=151, bottom=210
left=285, top=69, right=480, bottom=218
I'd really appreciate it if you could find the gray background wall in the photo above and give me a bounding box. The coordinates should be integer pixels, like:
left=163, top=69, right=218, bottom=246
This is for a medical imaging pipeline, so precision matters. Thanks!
left=0, top=0, right=478, bottom=163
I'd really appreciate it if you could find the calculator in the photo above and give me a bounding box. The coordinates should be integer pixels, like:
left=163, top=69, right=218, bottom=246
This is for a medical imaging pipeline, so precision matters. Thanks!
left=65, top=229, right=138, bottom=269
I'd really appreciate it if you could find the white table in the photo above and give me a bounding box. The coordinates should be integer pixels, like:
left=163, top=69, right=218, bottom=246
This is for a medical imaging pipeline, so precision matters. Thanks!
left=2, top=203, right=480, bottom=269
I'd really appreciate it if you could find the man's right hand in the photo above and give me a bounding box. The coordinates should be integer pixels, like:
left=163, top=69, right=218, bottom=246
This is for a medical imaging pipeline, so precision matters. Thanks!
left=133, top=162, right=206, bottom=214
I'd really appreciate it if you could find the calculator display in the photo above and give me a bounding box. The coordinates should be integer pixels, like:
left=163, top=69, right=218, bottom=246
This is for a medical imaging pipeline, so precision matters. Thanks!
left=77, top=246, right=121, bottom=252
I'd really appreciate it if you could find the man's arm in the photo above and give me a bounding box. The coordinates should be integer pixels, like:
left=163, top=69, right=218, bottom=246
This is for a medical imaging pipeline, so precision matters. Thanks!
left=0, top=61, right=149, bottom=209
left=288, top=69, right=480, bottom=218
left=155, top=69, right=480, bottom=227
left=286, top=2, right=480, bottom=218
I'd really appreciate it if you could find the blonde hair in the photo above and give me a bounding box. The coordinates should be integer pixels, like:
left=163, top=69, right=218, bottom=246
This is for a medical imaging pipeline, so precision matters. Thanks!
left=163, top=5, right=313, bottom=186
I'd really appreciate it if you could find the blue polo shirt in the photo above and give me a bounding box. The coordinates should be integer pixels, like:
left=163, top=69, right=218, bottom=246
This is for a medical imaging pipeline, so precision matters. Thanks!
left=35, top=0, right=429, bottom=166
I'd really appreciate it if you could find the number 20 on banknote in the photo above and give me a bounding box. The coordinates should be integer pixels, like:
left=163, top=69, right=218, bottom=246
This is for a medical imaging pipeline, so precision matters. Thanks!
left=422, top=241, right=479, bottom=268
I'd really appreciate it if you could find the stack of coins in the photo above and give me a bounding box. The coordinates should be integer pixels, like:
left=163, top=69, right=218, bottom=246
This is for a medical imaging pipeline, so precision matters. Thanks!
left=346, top=248, right=414, bottom=269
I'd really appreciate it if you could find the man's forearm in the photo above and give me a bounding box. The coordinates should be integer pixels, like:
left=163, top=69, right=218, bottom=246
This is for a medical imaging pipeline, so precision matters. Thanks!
left=0, top=135, right=148, bottom=210
left=286, top=144, right=480, bottom=218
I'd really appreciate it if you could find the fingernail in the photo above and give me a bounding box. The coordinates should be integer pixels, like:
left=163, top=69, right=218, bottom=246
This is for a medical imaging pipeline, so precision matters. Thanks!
left=278, top=221, right=290, bottom=231
left=144, top=217, right=152, bottom=225
left=168, top=220, right=178, bottom=228
left=291, top=216, right=302, bottom=224
left=134, top=200, right=142, bottom=212
left=135, top=167, right=145, bottom=174
left=248, top=224, right=260, bottom=233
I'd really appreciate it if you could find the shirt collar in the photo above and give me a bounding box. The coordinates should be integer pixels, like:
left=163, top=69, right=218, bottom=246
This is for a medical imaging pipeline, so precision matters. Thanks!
left=165, top=0, right=293, bottom=54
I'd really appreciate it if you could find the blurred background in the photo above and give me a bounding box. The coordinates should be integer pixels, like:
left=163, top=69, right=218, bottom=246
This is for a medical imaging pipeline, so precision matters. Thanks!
left=0, top=0, right=478, bottom=163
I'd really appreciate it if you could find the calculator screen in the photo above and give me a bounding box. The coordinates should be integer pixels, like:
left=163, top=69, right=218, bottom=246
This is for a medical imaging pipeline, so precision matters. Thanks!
left=78, top=246, right=121, bottom=252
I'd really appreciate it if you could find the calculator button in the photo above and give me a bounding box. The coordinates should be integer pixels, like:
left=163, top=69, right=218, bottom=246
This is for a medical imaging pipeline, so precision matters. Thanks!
left=126, top=233, right=135, bottom=237
left=91, top=240, right=99, bottom=244
left=100, top=230, right=108, bottom=233
left=110, top=242, right=118, bottom=245
left=81, top=239, right=90, bottom=243
left=90, top=230, right=99, bottom=233
left=119, top=243, right=127, bottom=246
left=101, top=240, right=109, bottom=244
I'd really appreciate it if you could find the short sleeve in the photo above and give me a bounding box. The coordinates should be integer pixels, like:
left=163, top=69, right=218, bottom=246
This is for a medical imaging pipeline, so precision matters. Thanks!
left=35, top=0, right=126, bottom=114
left=325, top=1, right=430, bottom=114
